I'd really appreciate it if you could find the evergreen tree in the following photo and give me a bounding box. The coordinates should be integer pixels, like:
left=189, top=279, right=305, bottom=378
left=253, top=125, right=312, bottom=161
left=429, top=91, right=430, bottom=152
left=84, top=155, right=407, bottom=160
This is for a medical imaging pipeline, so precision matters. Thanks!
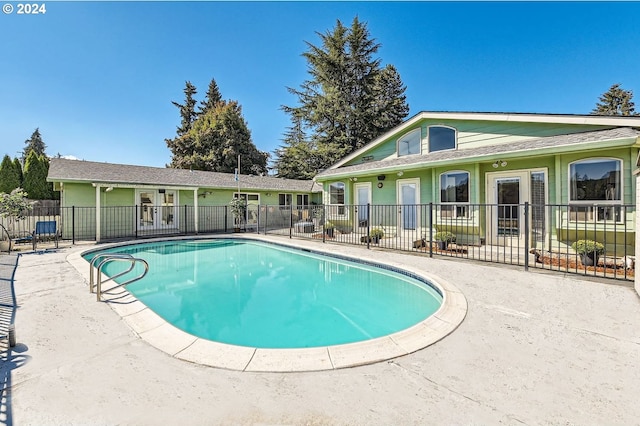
left=23, top=128, right=47, bottom=159
left=13, top=158, right=23, bottom=188
left=23, top=151, right=53, bottom=199
left=0, top=155, right=21, bottom=194
left=198, top=78, right=223, bottom=115
left=171, top=81, right=198, bottom=136
left=168, top=101, right=268, bottom=174
left=274, top=114, right=321, bottom=179
left=592, top=83, right=637, bottom=116
left=279, top=17, right=409, bottom=176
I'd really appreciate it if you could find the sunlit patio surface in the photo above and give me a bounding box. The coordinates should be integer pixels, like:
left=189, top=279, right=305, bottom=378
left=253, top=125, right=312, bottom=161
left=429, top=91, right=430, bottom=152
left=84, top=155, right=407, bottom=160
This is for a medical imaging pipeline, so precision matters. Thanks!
left=2, top=234, right=639, bottom=425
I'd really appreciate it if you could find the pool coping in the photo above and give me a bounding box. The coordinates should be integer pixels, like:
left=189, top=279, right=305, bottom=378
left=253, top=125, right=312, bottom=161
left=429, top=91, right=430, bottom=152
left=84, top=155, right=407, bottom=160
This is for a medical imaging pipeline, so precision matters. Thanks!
left=67, top=234, right=468, bottom=372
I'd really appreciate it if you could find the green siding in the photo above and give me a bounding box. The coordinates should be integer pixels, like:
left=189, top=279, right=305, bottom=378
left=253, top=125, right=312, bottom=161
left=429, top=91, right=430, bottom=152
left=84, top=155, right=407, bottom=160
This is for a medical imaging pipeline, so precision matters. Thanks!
left=343, top=118, right=613, bottom=167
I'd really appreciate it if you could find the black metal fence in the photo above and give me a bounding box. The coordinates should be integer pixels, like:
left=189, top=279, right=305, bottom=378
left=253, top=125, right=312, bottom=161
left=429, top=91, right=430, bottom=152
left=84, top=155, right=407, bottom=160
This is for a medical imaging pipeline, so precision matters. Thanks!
left=0, top=203, right=635, bottom=281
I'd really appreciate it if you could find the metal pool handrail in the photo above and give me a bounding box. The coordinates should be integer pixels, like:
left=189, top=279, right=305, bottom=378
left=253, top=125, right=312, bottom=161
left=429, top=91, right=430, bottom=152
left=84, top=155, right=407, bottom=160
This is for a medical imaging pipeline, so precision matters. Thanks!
left=96, top=256, right=149, bottom=302
left=89, top=253, right=135, bottom=293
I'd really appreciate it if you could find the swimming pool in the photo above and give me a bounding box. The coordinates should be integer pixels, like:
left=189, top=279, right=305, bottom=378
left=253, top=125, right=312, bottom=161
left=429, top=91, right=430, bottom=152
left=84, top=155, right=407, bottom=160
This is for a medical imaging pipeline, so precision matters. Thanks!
left=75, top=236, right=467, bottom=371
left=85, top=239, right=443, bottom=349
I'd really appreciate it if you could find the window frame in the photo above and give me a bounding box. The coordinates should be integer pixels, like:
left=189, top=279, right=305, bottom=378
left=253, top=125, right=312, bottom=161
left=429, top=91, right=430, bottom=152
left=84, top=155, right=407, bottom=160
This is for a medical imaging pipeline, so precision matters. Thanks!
left=397, top=128, right=422, bottom=157
left=568, top=157, right=623, bottom=223
left=328, top=182, right=346, bottom=216
left=439, top=170, right=470, bottom=219
left=427, top=125, right=457, bottom=153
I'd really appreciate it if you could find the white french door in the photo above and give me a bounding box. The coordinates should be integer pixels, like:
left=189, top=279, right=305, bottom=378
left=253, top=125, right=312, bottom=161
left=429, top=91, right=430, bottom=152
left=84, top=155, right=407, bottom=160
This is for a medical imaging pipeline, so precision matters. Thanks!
left=137, top=189, right=178, bottom=231
left=397, top=178, right=420, bottom=231
left=486, top=172, right=529, bottom=244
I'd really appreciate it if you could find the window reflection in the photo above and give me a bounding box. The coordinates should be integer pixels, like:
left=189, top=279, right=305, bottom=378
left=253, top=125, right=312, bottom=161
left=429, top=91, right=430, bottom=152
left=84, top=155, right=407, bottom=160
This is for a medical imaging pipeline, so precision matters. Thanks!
left=429, top=126, right=456, bottom=152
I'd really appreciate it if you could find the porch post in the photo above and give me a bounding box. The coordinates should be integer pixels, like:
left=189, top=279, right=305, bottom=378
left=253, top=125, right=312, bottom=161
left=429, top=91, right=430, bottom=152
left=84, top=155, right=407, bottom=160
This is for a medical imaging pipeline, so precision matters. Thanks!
left=635, top=172, right=640, bottom=297
left=193, top=188, right=199, bottom=234
left=95, top=185, right=101, bottom=242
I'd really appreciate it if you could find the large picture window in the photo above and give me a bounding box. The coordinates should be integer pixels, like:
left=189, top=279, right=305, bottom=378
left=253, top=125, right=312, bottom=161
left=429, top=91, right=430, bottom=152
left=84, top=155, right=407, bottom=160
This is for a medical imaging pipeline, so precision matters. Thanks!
left=569, top=158, right=622, bottom=221
left=397, top=128, right=421, bottom=157
left=428, top=126, right=456, bottom=152
left=440, top=171, right=469, bottom=218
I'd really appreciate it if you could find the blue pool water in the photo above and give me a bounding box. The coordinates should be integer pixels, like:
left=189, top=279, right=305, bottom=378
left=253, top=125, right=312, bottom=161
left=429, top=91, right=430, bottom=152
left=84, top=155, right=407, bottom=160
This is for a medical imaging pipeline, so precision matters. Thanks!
left=85, top=239, right=442, bottom=349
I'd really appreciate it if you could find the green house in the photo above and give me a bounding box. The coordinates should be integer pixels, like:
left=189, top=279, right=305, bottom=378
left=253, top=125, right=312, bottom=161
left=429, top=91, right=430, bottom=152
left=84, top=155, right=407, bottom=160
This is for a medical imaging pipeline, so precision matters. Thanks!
left=314, top=112, right=640, bottom=254
left=48, top=158, right=322, bottom=241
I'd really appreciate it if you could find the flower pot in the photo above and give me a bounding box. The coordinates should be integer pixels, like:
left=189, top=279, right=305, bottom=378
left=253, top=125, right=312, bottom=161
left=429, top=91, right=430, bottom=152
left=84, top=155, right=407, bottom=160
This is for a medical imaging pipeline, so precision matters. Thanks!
left=580, top=253, right=600, bottom=267
left=325, top=228, right=334, bottom=238
left=437, top=241, right=448, bottom=250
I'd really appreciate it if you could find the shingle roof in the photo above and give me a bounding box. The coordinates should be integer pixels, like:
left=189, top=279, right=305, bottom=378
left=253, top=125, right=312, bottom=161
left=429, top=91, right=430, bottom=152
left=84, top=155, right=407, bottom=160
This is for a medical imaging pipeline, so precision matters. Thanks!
left=317, top=127, right=640, bottom=178
left=48, top=158, right=322, bottom=193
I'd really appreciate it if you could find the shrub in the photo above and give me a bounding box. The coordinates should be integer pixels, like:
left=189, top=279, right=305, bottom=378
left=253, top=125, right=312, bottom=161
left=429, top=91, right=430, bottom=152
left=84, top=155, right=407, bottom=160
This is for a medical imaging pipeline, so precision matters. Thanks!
left=571, top=239, right=605, bottom=255
left=434, top=231, right=456, bottom=243
left=370, top=228, right=385, bottom=239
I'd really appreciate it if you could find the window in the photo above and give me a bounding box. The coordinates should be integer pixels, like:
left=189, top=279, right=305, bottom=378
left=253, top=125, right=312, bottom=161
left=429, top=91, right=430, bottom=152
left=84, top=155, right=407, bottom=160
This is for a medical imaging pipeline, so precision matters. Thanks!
left=397, top=129, right=421, bottom=157
left=278, top=193, right=292, bottom=209
left=440, top=171, right=469, bottom=218
left=329, top=182, right=345, bottom=215
left=296, top=194, right=309, bottom=206
left=428, top=126, right=456, bottom=152
left=569, top=158, right=622, bottom=221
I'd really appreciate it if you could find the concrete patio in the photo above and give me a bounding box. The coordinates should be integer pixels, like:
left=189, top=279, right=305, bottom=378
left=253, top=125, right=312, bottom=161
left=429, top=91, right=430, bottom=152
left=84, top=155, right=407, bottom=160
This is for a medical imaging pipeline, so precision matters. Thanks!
left=2, top=235, right=639, bottom=425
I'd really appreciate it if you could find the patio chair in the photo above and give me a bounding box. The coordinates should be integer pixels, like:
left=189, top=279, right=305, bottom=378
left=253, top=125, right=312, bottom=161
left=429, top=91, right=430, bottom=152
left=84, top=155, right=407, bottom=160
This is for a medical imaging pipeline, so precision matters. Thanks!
left=31, top=220, right=60, bottom=250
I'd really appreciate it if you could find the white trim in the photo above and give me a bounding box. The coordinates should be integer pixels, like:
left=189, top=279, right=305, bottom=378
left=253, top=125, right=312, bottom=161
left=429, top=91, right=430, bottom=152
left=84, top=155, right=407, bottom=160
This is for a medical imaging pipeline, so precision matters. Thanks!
left=329, top=111, right=640, bottom=170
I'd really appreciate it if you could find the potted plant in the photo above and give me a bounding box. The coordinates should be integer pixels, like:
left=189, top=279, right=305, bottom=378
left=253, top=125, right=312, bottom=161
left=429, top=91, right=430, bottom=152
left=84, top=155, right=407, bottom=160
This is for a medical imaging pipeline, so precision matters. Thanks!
left=571, top=239, right=605, bottom=267
left=229, top=197, right=247, bottom=232
left=434, top=231, right=456, bottom=250
left=370, top=227, right=385, bottom=244
left=324, top=222, right=335, bottom=238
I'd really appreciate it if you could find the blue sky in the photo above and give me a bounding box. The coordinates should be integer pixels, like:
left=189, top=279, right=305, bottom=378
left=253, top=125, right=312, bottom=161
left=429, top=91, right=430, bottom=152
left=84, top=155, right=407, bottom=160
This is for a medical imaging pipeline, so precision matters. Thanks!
left=1, top=1, right=639, bottom=169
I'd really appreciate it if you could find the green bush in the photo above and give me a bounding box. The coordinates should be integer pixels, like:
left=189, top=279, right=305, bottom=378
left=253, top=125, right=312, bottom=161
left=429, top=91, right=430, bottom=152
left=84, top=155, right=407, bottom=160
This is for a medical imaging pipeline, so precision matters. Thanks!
left=370, top=228, right=385, bottom=239
left=434, top=231, right=456, bottom=243
left=571, top=239, right=605, bottom=255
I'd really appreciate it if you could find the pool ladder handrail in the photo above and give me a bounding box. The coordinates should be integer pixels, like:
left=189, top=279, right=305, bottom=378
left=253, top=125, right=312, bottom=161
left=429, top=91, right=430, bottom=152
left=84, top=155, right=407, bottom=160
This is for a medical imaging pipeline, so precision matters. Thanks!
left=89, top=253, right=135, bottom=293
left=90, top=254, right=149, bottom=302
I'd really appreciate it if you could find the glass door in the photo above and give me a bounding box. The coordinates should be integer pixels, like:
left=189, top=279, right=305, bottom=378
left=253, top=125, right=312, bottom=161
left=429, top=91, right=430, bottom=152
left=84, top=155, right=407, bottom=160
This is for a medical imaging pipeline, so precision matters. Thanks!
left=138, top=189, right=178, bottom=231
left=487, top=172, right=529, bottom=245
left=159, top=190, right=176, bottom=227
left=139, top=191, right=156, bottom=230
left=397, top=179, right=419, bottom=231
left=496, top=178, right=520, bottom=236
left=355, top=183, right=371, bottom=228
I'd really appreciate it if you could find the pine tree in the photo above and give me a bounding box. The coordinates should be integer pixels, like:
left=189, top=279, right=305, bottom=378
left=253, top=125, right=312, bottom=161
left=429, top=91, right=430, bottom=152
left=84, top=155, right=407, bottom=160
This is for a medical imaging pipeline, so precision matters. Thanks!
left=592, top=84, right=637, bottom=116
left=23, top=151, right=52, bottom=199
left=0, top=155, right=22, bottom=194
left=13, top=157, right=23, bottom=188
left=171, top=81, right=198, bottom=136
left=169, top=101, right=268, bottom=174
left=198, top=78, right=223, bottom=115
left=23, top=128, right=47, bottom=159
left=274, top=114, right=321, bottom=179
left=279, top=17, right=409, bottom=176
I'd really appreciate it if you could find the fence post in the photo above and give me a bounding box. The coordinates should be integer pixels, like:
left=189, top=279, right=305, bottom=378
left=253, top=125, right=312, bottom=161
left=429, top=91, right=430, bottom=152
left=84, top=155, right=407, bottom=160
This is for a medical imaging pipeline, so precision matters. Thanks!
left=184, top=204, right=188, bottom=235
left=289, top=206, right=293, bottom=238
left=366, top=203, right=371, bottom=249
left=135, top=205, right=138, bottom=239
left=524, top=202, right=530, bottom=271
left=322, top=205, right=326, bottom=243
left=428, top=202, right=433, bottom=258
left=72, top=206, right=75, bottom=245
left=224, top=206, right=228, bottom=233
